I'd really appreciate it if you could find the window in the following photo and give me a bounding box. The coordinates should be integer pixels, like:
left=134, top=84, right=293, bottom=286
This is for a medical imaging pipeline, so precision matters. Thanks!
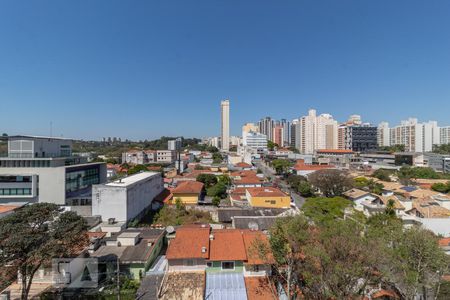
left=185, top=259, right=194, bottom=266
left=221, top=261, right=235, bottom=270
left=206, top=262, right=212, bottom=268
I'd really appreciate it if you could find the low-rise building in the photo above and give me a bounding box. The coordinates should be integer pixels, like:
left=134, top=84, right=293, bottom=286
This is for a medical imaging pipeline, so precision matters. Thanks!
left=92, top=172, right=163, bottom=223
left=292, top=159, right=335, bottom=176
left=157, top=150, right=176, bottom=164
left=170, top=181, right=204, bottom=205
left=245, top=187, right=291, bottom=209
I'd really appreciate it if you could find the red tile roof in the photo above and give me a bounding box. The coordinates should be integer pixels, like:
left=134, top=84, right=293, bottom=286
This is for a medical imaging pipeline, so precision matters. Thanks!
left=172, top=181, right=204, bottom=194
left=87, top=232, right=107, bottom=239
left=0, top=205, right=20, bottom=214
left=209, top=229, right=247, bottom=261
left=293, top=160, right=335, bottom=171
left=245, top=277, right=277, bottom=300
left=316, top=149, right=354, bottom=154
left=166, top=226, right=210, bottom=260
left=439, top=237, right=450, bottom=247
left=246, top=187, right=288, bottom=198
left=235, top=162, right=252, bottom=168
left=242, top=231, right=274, bottom=265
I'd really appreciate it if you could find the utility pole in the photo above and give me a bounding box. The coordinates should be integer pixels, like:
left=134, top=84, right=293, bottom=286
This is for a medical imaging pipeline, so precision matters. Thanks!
left=117, top=256, right=120, bottom=300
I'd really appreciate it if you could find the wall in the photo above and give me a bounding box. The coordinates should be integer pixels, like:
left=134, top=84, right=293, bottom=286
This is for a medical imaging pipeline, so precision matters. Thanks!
left=92, top=186, right=127, bottom=221
left=168, top=258, right=207, bottom=272
left=247, top=194, right=291, bottom=209
left=172, top=193, right=199, bottom=205
left=206, top=261, right=244, bottom=273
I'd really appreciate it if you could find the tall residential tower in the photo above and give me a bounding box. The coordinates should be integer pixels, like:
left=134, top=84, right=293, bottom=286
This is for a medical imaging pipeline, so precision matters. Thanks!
left=221, top=99, right=230, bottom=151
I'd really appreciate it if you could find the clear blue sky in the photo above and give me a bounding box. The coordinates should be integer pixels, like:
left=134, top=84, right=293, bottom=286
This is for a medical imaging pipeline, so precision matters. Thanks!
left=1, top=0, right=449, bottom=140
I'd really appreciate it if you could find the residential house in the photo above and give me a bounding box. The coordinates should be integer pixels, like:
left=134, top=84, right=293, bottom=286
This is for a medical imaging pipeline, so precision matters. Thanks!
left=170, top=181, right=205, bottom=205
left=91, top=228, right=165, bottom=282
left=231, top=171, right=263, bottom=188
left=293, top=159, right=335, bottom=177
left=245, top=187, right=291, bottom=209
left=343, top=188, right=379, bottom=211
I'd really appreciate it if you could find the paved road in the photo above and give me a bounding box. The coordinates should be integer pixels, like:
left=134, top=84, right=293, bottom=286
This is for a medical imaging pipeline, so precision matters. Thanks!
left=255, top=161, right=306, bottom=209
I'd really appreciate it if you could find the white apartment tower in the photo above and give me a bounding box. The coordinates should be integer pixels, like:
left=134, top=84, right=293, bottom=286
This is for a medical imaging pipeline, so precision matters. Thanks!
left=377, top=122, right=390, bottom=147
left=299, top=109, right=338, bottom=154
left=221, top=99, right=230, bottom=151
left=440, top=127, right=450, bottom=145
left=381, top=118, right=441, bottom=152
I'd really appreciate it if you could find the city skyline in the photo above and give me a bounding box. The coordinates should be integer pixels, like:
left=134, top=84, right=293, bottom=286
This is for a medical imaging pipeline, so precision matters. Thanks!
left=1, top=0, right=450, bottom=140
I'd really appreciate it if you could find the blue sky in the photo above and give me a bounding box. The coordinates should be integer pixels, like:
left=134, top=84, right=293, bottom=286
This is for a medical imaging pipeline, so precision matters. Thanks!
left=1, top=0, right=449, bottom=140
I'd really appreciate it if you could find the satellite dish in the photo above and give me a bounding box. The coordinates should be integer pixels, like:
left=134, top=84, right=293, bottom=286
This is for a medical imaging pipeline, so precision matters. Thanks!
left=248, top=221, right=259, bottom=231
left=166, top=226, right=175, bottom=234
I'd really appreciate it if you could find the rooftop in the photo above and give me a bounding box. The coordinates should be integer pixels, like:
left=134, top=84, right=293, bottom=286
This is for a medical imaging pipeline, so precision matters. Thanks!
left=209, top=229, right=247, bottom=261
left=105, top=172, right=159, bottom=187
left=3, top=135, right=72, bottom=141
left=343, top=188, right=370, bottom=200
left=246, top=187, right=288, bottom=198
left=172, top=181, right=204, bottom=194
left=316, top=149, right=354, bottom=154
left=165, top=225, right=210, bottom=260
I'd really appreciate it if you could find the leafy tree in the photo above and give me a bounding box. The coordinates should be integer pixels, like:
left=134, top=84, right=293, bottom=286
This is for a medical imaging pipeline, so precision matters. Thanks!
left=297, top=181, right=314, bottom=197
left=196, top=174, right=217, bottom=188
left=154, top=205, right=212, bottom=226
left=267, top=140, right=278, bottom=151
left=379, top=144, right=405, bottom=152
left=271, top=159, right=292, bottom=175
left=127, top=164, right=148, bottom=175
left=0, top=203, right=88, bottom=300
left=302, top=197, right=353, bottom=224
left=212, top=196, right=221, bottom=207
left=288, top=146, right=299, bottom=154
left=206, top=182, right=227, bottom=199
left=388, top=227, right=449, bottom=299
left=175, top=197, right=185, bottom=211
left=217, top=174, right=231, bottom=186
left=433, top=143, right=450, bottom=155
left=194, top=164, right=205, bottom=170
left=206, top=146, right=219, bottom=153
left=256, top=168, right=263, bottom=174
left=105, top=157, right=119, bottom=164
left=2, top=133, right=8, bottom=137
left=354, top=177, right=384, bottom=194
left=212, top=152, right=223, bottom=164
left=308, top=169, right=353, bottom=197
left=372, top=169, right=392, bottom=182
left=431, top=182, right=450, bottom=193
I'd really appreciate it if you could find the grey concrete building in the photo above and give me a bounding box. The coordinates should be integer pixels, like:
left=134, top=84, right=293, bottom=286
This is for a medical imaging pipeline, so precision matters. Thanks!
left=92, top=172, right=163, bottom=223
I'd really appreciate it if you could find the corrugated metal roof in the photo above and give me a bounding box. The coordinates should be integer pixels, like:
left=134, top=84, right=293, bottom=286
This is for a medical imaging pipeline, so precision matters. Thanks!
left=205, top=273, right=247, bottom=300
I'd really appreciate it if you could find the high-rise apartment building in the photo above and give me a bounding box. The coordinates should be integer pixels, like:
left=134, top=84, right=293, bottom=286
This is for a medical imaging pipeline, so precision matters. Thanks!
left=441, top=127, right=450, bottom=145
left=338, top=116, right=377, bottom=152
left=290, top=119, right=301, bottom=150
left=221, top=99, right=230, bottom=151
left=377, top=122, right=390, bottom=148
left=298, top=109, right=338, bottom=154
left=258, top=117, right=275, bottom=142
left=379, top=118, right=441, bottom=152
left=280, top=119, right=291, bottom=147
left=168, top=138, right=182, bottom=151
left=273, top=125, right=284, bottom=147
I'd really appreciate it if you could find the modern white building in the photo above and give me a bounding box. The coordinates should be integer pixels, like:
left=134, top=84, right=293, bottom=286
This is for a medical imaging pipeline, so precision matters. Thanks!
left=168, top=138, right=182, bottom=151
left=377, top=122, right=390, bottom=147
left=0, top=136, right=107, bottom=213
left=380, top=118, right=441, bottom=152
left=441, top=126, right=450, bottom=145
left=221, top=99, right=230, bottom=152
left=298, top=109, right=338, bottom=154
left=242, top=131, right=268, bottom=152
left=156, top=150, right=176, bottom=163
left=92, top=172, right=163, bottom=223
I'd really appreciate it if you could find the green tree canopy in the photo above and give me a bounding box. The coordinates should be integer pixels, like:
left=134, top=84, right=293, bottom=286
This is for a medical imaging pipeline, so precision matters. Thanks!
left=196, top=174, right=217, bottom=188
left=302, top=196, right=353, bottom=224
left=308, top=169, right=354, bottom=197
left=271, top=159, right=292, bottom=175
left=0, top=203, right=88, bottom=300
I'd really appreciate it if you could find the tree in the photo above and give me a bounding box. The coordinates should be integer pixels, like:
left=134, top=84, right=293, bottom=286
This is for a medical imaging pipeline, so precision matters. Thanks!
left=127, top=164, right=148, bottom=175
left=372, top=169, right=392, bottom=182
left=379, top=144, right=405, bottom=152
left=308, top=169, right=354, bottom=197
left=206, top=146, right=219, bottom=153
left=206, top=182, right=227, bottom=199
left=212, top=196, right=221, bottom=207
left=196, top=174, right=217, bottom=188
left=433, top=143, right=450, bottom=155
left=194, top=164, right=205, bottom=170
left=271, top=159, right=291, bottom=175
left=267, top=140, right=278, bottom=151
left=212, top=152, right=223, bottom=164
left=0, top=203, right=88, bottom=300
left=431, top=182, right=450, bottom=193
left=388, top=227, right=449, bottom=299
left=217, top=174, right=231, bottom=186
left=302, top=196, right=353, bottom=224
left=1, top=133, right=7, bottom=137
left=354, top=177, right=384, bottom=195
left=297, top=181, right=314, bottom=197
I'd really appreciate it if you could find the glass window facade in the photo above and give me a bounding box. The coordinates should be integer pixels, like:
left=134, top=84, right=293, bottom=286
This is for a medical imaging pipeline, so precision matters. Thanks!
left=65, top=167, right=100, bottom=193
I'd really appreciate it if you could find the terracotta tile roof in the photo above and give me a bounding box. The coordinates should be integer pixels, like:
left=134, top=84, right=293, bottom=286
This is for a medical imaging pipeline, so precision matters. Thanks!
left=293, top=160, right=335, bottom=171
left=316, top=149, right=354, bottom=154
left=230, top=170, right=258, bottom=177
left=0, top=205, right=20, bottom=214
left=209, top=229, right=247, bottom=261
left=235, top=162, right=252, bottom=168
left=245, top=277, right=277, bottom=300
left=343, top=188, right=370, bottom=200
left=166, top=226, right=210, bottom=260
left=242, top=230, right=274, bottom=265
left=246, top=187, right=288, bottom=198
left=439, top=237, right=450, bottom=247
left=410, top=200, right=450, bottom=218
left=379, top=195, right=405, bottom=210
left=172, top=181, right=204, bottom=194
left=234, top=176, right=263, bottom=185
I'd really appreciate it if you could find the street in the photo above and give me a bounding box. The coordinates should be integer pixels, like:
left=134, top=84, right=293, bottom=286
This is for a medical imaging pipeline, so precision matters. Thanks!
left=255, top=161, right=306, bottom=209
